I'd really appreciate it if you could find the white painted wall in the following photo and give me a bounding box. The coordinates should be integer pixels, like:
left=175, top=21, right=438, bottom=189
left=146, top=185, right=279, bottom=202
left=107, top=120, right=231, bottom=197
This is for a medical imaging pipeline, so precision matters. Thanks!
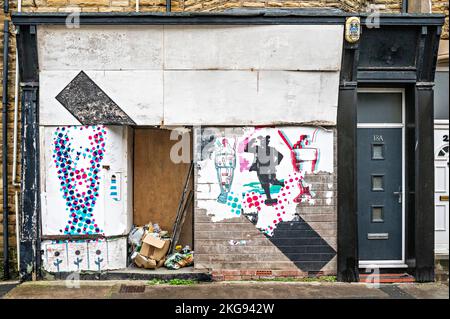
left=38, top=25, right=343, bottom=126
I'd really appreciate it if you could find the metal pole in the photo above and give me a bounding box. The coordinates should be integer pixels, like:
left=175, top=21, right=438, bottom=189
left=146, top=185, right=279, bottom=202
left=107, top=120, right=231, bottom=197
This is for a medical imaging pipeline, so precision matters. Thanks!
left=402, top=0, right=408, bottom=13
left=2, top=19, right=10, bottom=280
left=166, top=0, right=171, bottom=13
left=3, top=1, right=8, bottom=13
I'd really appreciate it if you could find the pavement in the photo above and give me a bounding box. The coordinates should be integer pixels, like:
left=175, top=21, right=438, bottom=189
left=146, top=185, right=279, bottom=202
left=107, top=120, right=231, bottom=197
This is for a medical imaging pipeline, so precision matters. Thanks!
left=2, top=280, right=448, bottom=299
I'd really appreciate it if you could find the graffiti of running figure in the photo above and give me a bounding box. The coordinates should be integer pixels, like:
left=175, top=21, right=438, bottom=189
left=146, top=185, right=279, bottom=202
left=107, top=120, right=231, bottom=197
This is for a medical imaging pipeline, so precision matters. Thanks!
left=245, top=135, right=284, bottom=205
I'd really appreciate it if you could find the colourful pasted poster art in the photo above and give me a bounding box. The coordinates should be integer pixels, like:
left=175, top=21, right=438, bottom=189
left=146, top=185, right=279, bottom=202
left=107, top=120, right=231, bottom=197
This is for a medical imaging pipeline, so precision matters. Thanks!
left=196, top=127, right=334, bottom=236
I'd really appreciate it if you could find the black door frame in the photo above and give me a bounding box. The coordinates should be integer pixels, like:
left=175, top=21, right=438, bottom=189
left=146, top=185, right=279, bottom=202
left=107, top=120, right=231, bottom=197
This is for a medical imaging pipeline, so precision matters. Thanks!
left=337, top=20, right=443, bottom=282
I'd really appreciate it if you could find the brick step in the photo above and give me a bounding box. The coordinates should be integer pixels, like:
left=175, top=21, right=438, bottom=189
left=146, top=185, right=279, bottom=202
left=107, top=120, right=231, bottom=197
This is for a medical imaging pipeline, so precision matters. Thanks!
left=359, top=273, right=415, bottom=283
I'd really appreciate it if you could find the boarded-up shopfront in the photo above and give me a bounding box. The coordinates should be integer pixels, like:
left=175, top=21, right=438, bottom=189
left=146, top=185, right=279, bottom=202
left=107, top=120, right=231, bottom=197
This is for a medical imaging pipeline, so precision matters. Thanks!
left=12, top=12, right=444, bottom=282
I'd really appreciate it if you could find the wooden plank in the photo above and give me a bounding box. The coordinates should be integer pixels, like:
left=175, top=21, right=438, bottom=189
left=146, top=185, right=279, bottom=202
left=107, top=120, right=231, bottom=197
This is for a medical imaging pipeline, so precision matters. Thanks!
left=133, top=128, right=192, bottom=242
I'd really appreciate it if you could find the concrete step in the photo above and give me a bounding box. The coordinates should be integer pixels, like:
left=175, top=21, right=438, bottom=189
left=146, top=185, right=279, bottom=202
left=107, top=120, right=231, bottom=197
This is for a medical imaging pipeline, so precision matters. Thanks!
left=435, top=254, right=448, bottom=283
left=44, top=266, right=212, bottom=282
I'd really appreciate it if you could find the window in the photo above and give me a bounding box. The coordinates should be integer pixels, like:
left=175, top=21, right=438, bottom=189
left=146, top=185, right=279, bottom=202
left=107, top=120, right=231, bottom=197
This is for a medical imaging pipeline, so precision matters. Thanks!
left=371, top=206, right=384, bottom=223
left=372, top=175, right=384, bottom=191
left=434, top=71, right=449, bottom=120
left=357, top=92, right=403, bottom=123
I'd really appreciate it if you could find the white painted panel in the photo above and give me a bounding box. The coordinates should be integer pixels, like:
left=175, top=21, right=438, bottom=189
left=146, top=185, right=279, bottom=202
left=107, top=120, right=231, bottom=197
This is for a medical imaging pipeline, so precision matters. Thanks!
left=257, top=71, right=339, bottom=123
left=43, top=242, right=69, bottom=273
left=87, top=240, right=108, bottom=271
left=88, top=71, right=164, bottom=126
left=435, top=205, right=447, bottom=231
left=435, top=166, right=447, bottom=192
left=38, top=25, right=163, bottom=71
left=164, top=70, right=339, bottom=125
left=164, top=70, right=257, bottom=125
left=38, top=25, right=342, bottom=126
left=42, top=238, right=127, bottom=272
left=66, top=242, right=89, bottom=272
left=40, top=70, right=164, bottom=126
left=40, top=70, right=81, bottom=126
left=41, top=126, right=131, bottom=236
left=106, top=237, right=128, bottom=270
left=164, top=25, right=343, bottom=71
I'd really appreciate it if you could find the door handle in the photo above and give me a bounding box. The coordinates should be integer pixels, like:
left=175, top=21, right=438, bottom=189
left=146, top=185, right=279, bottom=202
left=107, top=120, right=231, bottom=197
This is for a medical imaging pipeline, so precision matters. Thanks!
left=393, top=188, right=402, bottom=204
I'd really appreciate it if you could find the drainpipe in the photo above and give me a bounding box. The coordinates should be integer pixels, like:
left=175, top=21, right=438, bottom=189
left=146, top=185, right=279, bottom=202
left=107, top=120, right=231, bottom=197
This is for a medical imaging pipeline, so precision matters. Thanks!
left=2, top=19, right=10, bottom=280
left=12, top=0, right=23, bottom=273
left=166, top=0, right=171, bottom=12
left=3, top=1, right=8, bottom=13
left=402, top=0, right=408, bottom=13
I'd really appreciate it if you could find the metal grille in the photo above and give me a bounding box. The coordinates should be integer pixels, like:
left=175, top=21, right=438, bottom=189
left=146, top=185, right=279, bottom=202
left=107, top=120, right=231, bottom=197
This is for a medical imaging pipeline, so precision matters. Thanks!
left=119, top=285, right=146, bottom=294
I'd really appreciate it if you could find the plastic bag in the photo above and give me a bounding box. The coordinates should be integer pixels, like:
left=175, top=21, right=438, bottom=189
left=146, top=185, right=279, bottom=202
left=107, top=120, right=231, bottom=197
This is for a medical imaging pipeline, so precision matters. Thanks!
left=128, top=227, right=145, bottom=246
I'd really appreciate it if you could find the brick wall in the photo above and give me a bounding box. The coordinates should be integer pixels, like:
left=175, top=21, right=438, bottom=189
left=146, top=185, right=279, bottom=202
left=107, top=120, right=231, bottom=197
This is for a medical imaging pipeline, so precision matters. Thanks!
left=193, top=128, right=337, bottom=280
left=1, top=0, right=448, bottom=279
left=0, top=1, right=20, bottom=278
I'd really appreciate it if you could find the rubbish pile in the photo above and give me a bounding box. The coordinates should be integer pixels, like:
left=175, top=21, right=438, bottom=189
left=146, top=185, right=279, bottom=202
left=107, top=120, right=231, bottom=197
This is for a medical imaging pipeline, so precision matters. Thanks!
left=164, top=245, right=194, bottom=270
left=128, top=222, right=194, bottom=270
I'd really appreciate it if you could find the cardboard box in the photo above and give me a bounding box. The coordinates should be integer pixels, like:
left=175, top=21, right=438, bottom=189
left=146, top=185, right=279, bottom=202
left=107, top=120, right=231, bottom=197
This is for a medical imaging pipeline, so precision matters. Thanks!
left=134, top=253, right=157, bottom=269
left=140, top=234, right=171, bottom=261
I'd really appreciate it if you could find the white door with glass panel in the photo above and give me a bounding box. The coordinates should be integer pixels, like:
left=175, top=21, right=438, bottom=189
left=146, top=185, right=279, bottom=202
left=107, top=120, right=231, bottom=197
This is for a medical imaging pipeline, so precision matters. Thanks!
left=435, top=128, right=449, bottom=254
left=434, top=69, right=449, bottom=255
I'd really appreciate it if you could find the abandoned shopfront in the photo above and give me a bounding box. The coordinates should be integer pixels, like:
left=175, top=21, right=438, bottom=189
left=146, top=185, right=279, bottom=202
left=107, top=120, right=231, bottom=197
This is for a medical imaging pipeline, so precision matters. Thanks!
left=11, top=12, right=444, bottom=282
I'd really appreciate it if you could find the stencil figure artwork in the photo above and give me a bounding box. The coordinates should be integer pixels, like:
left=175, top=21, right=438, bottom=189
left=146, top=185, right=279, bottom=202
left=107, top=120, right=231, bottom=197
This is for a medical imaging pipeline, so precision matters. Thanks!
left=245, top=135, right=284, bottom=205
left=215, top=138, right=237, bottom=204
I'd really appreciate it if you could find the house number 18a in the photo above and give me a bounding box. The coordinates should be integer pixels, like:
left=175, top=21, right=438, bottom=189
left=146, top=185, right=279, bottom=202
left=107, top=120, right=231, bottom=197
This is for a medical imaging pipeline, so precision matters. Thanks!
left=373, top=135, right=384, bottom=142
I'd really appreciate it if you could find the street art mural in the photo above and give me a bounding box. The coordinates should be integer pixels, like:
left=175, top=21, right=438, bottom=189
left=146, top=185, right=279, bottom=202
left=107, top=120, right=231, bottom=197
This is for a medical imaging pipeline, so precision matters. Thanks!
left=42, top=125, right=130, bottom=236
left=41, top=238, right=127, bottom=273
left=41, top=126, right=131, bottom=272
left=197, top=127, right=334, bottom=236
left=52, top=125, right=107, bottom=235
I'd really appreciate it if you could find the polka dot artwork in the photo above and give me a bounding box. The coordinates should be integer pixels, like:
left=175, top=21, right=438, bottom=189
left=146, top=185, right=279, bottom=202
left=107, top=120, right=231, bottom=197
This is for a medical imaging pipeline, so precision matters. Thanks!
left=226, top=192, right=242, bottom=215
left=52, top=126, right=107, bottom=235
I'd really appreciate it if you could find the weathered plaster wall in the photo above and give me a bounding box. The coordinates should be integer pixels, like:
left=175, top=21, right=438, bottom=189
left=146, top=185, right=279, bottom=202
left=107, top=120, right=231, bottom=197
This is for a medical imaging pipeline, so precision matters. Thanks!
left=194, top=127, right=337, bottom=279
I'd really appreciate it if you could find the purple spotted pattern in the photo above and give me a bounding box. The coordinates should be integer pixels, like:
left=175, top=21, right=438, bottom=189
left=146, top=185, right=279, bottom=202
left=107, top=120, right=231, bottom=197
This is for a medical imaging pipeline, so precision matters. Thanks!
left=52, top=126, right=107, bottom=235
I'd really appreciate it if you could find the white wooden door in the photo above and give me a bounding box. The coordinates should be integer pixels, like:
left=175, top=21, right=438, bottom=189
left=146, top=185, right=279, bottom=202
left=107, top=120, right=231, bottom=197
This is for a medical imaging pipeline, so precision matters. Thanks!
left=435, top=127, right=449, bottom=254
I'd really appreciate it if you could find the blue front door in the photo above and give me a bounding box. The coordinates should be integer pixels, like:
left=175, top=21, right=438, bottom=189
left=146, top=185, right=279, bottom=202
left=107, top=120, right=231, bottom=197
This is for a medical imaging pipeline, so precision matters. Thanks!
left=357, top=91, right=404, bottom=263
left=357, top=128, right=403, bottom=261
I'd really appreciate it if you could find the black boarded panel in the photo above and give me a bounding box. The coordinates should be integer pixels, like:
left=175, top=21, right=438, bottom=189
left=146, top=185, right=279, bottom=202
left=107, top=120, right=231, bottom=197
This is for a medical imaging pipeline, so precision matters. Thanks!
left=56, top=71, right=136, bottom=125
left=269, top=218, right=336, bottom=272
left=359, top=26, right=418, bottom=69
